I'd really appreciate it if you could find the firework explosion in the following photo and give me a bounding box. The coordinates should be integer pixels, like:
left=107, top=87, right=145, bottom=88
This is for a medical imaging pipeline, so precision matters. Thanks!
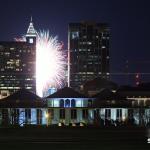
left=15, top=30, right=65, bottom=97
left=36, top=31, right=66, bottom=97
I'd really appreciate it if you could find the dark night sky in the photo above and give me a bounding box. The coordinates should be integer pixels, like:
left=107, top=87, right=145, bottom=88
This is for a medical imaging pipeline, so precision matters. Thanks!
left=0, top=0, right=150, bottom=85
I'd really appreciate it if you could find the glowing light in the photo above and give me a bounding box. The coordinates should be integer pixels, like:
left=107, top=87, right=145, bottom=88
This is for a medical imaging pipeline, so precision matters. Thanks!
left=15, top=29, right=66, bottom=97
left=36, top=31, right=66, bottom=97
left=45, top=112, right=49, bottom=119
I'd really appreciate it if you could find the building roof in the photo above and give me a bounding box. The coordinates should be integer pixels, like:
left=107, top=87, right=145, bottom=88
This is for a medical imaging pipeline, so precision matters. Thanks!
left=92, top=99, right=131, bottom=108
left=117, top=85, right=150, bottom=97
left=92, top=89, right=130, bottom=108
left=83, top=77, right=118, bottom=91
left=92, top=88, right=125, bottom=100
left=0, top=41, right=26, bottom=45
left=26, top=17, right=37, bottom=37
left=0, top=89, right=45, bottom=108
left=46, top=87, right=87, bottom=98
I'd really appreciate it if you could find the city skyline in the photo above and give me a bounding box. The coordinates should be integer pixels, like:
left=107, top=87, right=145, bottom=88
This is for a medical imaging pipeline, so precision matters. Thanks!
left=0, top=0, right=150, bottom=85
left=0, top=1, right=150, bottom=147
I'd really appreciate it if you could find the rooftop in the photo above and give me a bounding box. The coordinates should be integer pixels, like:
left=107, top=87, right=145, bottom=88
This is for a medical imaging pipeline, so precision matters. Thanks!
left=47, top=87, right=87, bottom=98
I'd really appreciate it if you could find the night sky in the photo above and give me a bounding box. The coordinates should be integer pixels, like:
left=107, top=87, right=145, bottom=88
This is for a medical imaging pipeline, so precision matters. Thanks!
left=0, top=0, right=150, bottom=85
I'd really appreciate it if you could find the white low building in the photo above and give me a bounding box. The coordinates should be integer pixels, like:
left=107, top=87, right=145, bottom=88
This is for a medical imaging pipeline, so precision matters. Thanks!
left=46, top=87, right=94, bottom=125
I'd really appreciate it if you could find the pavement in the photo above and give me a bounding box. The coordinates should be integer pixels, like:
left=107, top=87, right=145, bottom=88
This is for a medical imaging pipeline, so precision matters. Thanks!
left=0, top=127, right=149, bottom=150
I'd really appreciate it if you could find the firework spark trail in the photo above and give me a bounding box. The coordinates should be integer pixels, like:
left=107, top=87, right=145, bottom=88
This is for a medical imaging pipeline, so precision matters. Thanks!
left=36, top=31, right=66, bottom=97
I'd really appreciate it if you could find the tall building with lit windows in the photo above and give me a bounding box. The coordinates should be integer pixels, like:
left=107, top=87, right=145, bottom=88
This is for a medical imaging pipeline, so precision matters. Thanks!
left=68, top=22, right=110, bottom=90
left=0, top=18, right=36, bottom=99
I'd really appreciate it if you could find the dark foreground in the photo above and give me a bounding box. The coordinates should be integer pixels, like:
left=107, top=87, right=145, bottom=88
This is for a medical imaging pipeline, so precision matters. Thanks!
left=0, top=127, right=149, bottom=150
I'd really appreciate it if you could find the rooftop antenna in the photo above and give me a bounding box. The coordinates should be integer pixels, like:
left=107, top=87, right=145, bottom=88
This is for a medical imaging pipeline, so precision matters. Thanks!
left=31, top=15, right=32, bottom=22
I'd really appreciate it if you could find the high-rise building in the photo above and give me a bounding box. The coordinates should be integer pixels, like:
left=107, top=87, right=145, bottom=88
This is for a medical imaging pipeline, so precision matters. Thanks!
left=0, top=18, right=36, bottom=99
left=68, top=22, right=110, bottom=90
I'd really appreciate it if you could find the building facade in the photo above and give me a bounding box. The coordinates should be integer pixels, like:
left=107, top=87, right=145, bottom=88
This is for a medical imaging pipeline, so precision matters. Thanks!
left=46, top=87, right=94, bottom=125
left=0, top=87, right=150, bottom=127
left=0, top=19, right=36, bottom=99
left=68, top=22, right=110, bottom=90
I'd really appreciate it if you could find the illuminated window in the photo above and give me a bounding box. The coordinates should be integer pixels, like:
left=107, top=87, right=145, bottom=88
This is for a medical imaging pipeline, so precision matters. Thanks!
left=76, top=99, right=82, bottom=107
left=26, top=78, right=31, bottom=81
left=71, top=99, right=76, bottom=107
left=88, top=99, right=92, bottom=107
left=71, top=31, right=79, bottom=39
left=102, top=46, right=106, bottom=49
left=65, top=99, right=70, bottom=107
left=53, top=100, right=59, bottom=107
left=87, top=42, right=92, bottom=45
left=31, top=109, right=37, bottom=124
left=5, top=52, right=10, bottom=56
left=29, top=38, right=34, bottom=43
left=26, top=87, right=32, bottom=89
left=60, top=99, right=64, bottom=107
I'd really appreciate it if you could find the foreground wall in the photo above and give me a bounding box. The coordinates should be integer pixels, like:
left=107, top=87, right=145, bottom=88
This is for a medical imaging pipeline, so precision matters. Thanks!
left=0, top=108, right=150, bottom=126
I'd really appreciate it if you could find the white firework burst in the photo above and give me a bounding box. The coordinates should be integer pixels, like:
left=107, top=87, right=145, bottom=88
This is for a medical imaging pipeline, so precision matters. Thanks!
left=36, top=30, right=66, bottom=97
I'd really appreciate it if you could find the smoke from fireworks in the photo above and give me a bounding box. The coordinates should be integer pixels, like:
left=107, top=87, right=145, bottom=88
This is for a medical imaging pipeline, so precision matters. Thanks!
left=36, top=31, right=66, bottom=97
